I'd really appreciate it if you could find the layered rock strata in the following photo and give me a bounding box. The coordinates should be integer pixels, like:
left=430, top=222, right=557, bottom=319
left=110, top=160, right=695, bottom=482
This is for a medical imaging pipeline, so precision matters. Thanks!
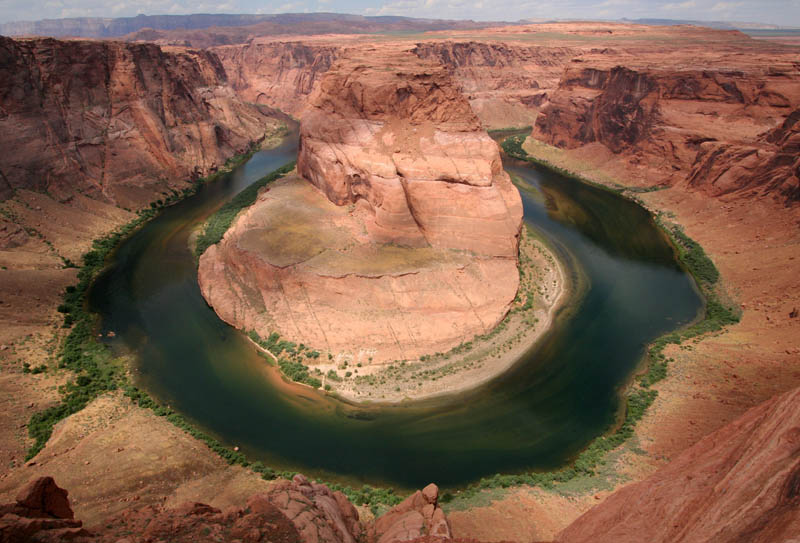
left=370, top=483, right=451, bottom=543
left=412, top=41, right=577, bottom=129
left=1, top=475, right=460, bottom=543
left=213, top=39, right=338, bottom=117
left=532, top=50, right=800, bottom=202
left=0, top=36, right=283, bottom=207
left=557, top=386, right=800, bottom=543
left=199, top=48, right=522, bottom=364
left=297, top=48, right=522, bottom=257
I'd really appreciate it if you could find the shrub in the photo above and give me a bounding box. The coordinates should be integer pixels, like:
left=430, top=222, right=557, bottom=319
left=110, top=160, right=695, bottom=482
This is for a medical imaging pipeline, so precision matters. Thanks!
left=195, top=162, right=295, bottom=257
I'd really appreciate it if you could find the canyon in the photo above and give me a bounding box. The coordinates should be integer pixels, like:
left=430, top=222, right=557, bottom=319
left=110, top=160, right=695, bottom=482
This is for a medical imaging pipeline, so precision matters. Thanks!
left=198, top=46, right=524, bottom=369
left=0, top=18, right=799, bottom=543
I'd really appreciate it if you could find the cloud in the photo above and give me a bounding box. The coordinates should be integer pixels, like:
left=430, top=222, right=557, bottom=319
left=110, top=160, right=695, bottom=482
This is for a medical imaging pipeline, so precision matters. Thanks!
left=660, top=0, right=696, bottom=10
left=710, top=1, right=744, bottom=12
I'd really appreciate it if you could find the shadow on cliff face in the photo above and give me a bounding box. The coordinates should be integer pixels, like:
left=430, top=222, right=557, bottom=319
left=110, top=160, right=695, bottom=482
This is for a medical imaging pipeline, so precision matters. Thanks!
left=0, top=475, right=454, bottom=543
left=5, top=386, right=800, bottom=543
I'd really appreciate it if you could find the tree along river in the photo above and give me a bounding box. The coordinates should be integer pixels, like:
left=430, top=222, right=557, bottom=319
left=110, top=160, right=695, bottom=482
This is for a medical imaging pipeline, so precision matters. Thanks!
left=89, top=131, right=701, bottom=489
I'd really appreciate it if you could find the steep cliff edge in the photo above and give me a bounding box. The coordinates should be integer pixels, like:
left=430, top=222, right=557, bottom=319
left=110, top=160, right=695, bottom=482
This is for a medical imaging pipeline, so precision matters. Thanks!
left=412, top=41, right=578, bottom=129
left=198, top=47, right=523, bottom=371
left=0, top=36, right=283, bottom=207
left=297, top=47, right=522, bottom=257
left=532, top=52, right=800, bottom=202
left=557, top=385, right=800, bottom=543
left=212, top=39, right=338, bottom=117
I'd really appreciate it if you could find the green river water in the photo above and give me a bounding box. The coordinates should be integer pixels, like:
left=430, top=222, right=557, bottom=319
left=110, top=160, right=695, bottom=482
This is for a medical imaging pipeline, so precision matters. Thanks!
left=89, top=131, right=702, bottom=489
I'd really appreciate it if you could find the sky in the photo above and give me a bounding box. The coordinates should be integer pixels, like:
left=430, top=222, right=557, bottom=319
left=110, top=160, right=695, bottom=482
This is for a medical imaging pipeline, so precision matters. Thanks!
left=1, top=0, right=799, bottom=26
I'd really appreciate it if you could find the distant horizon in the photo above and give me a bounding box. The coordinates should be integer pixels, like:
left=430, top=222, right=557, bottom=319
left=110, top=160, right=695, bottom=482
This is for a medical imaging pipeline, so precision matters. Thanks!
left=1, top=1, right=799, bottom=28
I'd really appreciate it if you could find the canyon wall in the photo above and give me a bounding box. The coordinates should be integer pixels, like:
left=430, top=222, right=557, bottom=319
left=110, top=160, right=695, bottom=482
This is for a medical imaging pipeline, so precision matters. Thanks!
left=557, top=385, right=800, bottom=543
left=212, top=39, right=339, bottom=117
left=412, top=41, right=578, bottom=129
left=532, top=50, right=800, bottom=201
left=0, top=37, right=284, bottom=208
left=199, top=46, right=523, bottom=365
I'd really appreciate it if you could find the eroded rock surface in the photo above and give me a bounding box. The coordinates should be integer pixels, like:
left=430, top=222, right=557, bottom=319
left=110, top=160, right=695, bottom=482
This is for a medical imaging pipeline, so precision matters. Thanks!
left=297, top=48, right=522, bottom=257
left=0, top=36, right=283, bottom=207
left=370, top=483, right=451, bottom=543
left=0, top=476, right=86, bottom=543
left=213, top=39, right=338, bottom=117
left=533, top=48, right=800, bottom=202
left=1, top=473, right=364, bottom=543
left=199, top=47, right=522, bottom=364
left=556, top=386, right=800, bottom=543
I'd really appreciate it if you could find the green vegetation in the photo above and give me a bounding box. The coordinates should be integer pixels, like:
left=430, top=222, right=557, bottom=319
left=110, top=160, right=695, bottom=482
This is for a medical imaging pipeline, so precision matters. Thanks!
left=247, top=329, right=324, bottom=389
left=461, top=134, right=741, bottom=498
left=643, top=218, right=740, bottom=388
left=457, top=388, right=656, bottom=498
left=22, top=149, right=406, bottom=512
left=278, top=358, right=322, bottom=389
left=247, top=329, right=298, bottom=357
left=23, top=145, right=283, bottom=459
left=194, top=161, right=296, bottom=257
left=327, top=483, right=402, bottom=515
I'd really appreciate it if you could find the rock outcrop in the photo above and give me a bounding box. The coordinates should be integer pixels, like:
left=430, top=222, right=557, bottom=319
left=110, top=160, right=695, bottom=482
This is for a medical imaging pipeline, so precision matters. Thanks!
left=213, top=39, right=338, bottom=117
left=0, top=36, right=283, bottom=206
left=0, top=476, right=87, bottom=542
left=297, top=48, right=522, bottom=257
left=370, top=483, right=451, bottom=543
left=0, top=475, right=458, bottom=543
left=199, top=47, right=522, bottom=364
left=532, top=49, right=800, bottom=202
left=556, top=386, right=800, bottom=543
left=686, top=107, right=800, bottom=202
left=0, top=474, right=364, bottom=543
left=412, top=41, right=578, bottom=129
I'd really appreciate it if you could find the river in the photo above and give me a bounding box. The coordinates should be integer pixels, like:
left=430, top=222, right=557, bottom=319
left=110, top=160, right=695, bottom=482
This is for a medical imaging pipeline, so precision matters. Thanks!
left=89, top=130, right=701, bottom=489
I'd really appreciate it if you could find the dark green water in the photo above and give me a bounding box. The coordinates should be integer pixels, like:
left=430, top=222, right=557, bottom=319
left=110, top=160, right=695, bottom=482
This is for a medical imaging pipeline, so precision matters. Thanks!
left=89, top=134, right=701, bottom=489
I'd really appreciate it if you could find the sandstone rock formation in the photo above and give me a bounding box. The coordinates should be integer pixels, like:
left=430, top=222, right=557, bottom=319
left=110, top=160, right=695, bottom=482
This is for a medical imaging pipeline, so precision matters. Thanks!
left=0, top=474, right=457, bottom=543
left=532, top=48, right=800, bottom=202
left=556, top=386, right=800, bottom=543
left=0, top=36, right=283, bottom=207
left=0, top=473, right=364, bottom=543
left=412, top=41, right=577, bottom=129
left=370, top=483, right=451, bottom=543
left=0, top=476, right=87, bottom=542
left=297, top=48, right=522, bottom=257
left=686, top=106, right=800, bottom=201
left=199, top=47, right=522, bottom=364
left=213, top=39, right=338, bottom=117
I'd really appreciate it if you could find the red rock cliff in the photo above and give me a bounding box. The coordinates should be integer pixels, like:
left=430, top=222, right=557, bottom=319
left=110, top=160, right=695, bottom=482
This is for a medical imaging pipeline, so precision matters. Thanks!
left=297, top=47, right=522, bottom=258
left=199, top=46, right=523, bottom=368
left=412, top=41, right=578, bottom=128
left=533, top=52, right=800, bottom=202
left=212, top=39, right=339, bottom=117
left=0, top=36, right=283, bottom=206
left=556, top=386, right=800, bottom=543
